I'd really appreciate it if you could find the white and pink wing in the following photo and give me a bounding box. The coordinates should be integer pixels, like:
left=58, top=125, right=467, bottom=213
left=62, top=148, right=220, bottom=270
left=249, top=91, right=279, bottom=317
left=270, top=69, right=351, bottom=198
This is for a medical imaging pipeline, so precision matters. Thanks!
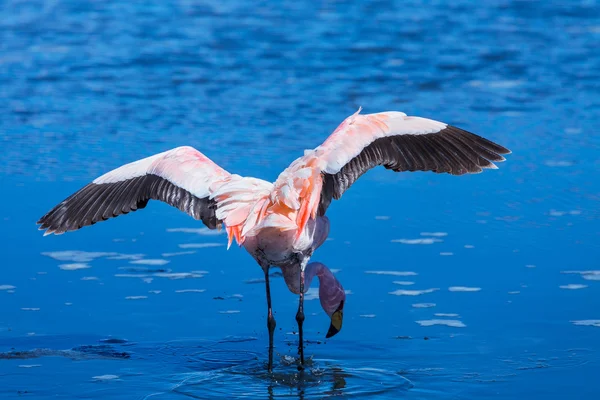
left=312, top=109, right=511, bottom=213
left=38, top=146, right=231, bottom=235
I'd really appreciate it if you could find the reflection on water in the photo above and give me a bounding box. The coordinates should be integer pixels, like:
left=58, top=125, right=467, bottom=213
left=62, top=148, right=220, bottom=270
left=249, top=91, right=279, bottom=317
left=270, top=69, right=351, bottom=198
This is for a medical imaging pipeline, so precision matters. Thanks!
left=165, top=364, right=412, bottom=399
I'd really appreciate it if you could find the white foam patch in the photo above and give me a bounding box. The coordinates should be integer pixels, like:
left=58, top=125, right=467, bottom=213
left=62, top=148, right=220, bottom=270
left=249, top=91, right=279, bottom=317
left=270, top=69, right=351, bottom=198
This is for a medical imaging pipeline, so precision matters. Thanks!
left=526, top=264, right=536, bottom=268
left=561, top=270, right=600, bottom=281
left=375, top=216, right=390, bottom=220
left=149, top=290, right=162, bottom=294
left=391, top=238, right=442, bottom=245
left=115, top=273, right=149, bottom=278
left=125, top=296, right=147, bottom=300
left=305, top=287, right=319, bottom=300
left=560, top=284, right=587, bottom=290
left=508, top=291, right=520, bottom=295
left=360, top=314, right=376, bottom=318
left=118, top=266, right=169, bottom=273
left=564, top=270, right=600, bottom=276
left=416, top=319, right=466, bottom=328
left=154, top=272, right=204, bottom=279
left=81, top=277, right=99, bottom=281
left=219, top=310, right=240, bottom=314
left=487, top=80, right=524, bottom=89
left=93, top=374, right=119, bottom=380
left=469, top=79, right=523, bottom=89
left=42, top=251, right=116, bottom=262
left=440, top=252, right=454, bottom=256
left=168, top=227, right=225, bottom=235
left=59, top=263, right=91, bottom=271
left=549, top=210, right=582, bottom=217
left=435, top=313, right=459, bottom=317
left=412, top=303, right=436, bottom=308
left=245, top=278, right=264, bottom=284
left=178, top=243, right=224, bottom=249
left=420, top=232, right=448, bottom=237
left=449, top=286, right=481, bottom=292
left=106, top=253, right=145, bottom=260
left=366, top=270, right=418, bottom=277
left=389, top=288, right=439, bottom=296
left=130, top=259, right=170, bottom=266
left=21, top=308, right=40, bottom=311
left=571, top=320, right=600, bottom=327
left=19, top=364, right=41, bottom=368
left=162, top=251, right=197, bottom=257
left=545, top=160, right=574, bottom=167
left=65, top=302, right=73, bottom=306
left=393, top=281, right=415, bottom=286
left=0, top=285, right=16, bottom=290
left=464, top=245, right=475, bottom=249
left=175, top=289, right=206, bottom=293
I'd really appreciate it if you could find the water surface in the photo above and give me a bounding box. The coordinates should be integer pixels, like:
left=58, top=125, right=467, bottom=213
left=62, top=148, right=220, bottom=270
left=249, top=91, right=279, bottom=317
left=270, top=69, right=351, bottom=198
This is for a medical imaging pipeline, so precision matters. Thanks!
left=1, top=0, right=599, bottom=398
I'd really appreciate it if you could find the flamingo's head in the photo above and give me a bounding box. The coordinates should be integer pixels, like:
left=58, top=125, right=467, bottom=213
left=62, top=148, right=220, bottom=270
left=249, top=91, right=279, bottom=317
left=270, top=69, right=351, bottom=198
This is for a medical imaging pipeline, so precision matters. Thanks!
left=325, top=299, right=344, bottom=339
left=305, top=261, right=345, bottom=339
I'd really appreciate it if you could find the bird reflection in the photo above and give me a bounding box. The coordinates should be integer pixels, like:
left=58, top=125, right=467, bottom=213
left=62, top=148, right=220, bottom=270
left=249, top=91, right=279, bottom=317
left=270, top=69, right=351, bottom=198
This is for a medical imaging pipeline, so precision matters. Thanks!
left=264, top=364, right=347, bottom=400
left=326, top=366, right=349, bottom=396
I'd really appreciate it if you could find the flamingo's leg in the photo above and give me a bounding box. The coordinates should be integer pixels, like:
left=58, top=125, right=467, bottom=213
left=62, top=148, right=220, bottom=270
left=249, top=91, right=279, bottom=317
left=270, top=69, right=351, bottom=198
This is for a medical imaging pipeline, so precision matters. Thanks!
left=295, top=257, right=309, bottom=370
left=264, top=268, right=276, bottom=372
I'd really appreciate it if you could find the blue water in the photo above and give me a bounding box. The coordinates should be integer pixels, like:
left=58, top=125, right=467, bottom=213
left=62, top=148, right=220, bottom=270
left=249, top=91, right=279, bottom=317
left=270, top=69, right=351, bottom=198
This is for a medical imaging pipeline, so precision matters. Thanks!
left=1, top=0, right=599, bottom=398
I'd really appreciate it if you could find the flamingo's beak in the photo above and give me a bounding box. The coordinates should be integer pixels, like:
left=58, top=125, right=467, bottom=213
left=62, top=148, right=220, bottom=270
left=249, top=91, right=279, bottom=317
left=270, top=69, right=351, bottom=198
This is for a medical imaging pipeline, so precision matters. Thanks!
left=325, top=302, right=344, bottom=338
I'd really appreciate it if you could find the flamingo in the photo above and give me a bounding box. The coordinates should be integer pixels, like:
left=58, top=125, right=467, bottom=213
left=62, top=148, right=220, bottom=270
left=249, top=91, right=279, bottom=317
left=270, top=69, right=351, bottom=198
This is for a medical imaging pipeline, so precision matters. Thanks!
left=37, top=108, right=510, bottom=371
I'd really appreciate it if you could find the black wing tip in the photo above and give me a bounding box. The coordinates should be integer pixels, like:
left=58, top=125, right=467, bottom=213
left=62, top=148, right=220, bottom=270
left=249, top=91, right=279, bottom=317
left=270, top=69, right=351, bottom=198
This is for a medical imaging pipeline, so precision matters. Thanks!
left=37, top=219, right=62, bottom=236
left=445, top=125, right=511, bottom=165
left=446, top=125, right=511, bottom=148
left=37, top=208, right=73, bottom=236
left=489, top=143, right=512, bottom=156
left=37, top=225, right=59, bottom=236
left=37, top=216, right=52, bottom=235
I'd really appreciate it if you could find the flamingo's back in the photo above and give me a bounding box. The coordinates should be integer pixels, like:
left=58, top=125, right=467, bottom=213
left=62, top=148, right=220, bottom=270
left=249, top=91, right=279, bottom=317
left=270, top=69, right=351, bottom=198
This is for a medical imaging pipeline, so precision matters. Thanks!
left=210, top=175, right=274, bottom=248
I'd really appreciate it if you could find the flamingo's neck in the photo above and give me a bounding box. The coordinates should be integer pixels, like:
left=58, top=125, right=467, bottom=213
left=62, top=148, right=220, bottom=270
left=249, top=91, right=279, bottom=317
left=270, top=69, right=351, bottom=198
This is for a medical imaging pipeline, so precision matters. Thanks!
left=304, top=262, right=345, bottom=317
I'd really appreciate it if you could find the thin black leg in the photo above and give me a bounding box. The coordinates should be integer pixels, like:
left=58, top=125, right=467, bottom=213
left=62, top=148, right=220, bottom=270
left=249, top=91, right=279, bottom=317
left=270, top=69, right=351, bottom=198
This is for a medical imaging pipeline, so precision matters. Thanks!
left=265, top=268, right=276, bottom=372
left=295, top=267, right=306, bottom=370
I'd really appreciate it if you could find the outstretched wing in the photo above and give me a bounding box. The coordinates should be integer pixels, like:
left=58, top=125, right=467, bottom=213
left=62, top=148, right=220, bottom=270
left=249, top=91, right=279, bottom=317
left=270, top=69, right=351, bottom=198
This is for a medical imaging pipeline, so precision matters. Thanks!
left=315, top=109, right=511, bottom=214
left=38, top=146, right=231, bottom=235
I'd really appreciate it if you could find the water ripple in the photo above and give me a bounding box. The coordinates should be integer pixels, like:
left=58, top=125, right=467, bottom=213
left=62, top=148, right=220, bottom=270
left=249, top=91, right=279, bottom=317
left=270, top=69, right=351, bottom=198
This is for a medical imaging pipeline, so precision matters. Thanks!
left=160, top=364, right=413, bottom=399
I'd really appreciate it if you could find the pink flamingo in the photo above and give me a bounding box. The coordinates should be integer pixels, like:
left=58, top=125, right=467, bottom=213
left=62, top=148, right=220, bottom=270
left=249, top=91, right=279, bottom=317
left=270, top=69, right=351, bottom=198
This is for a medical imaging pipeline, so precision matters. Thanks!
left=38, top=109, right=510, bottom=371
